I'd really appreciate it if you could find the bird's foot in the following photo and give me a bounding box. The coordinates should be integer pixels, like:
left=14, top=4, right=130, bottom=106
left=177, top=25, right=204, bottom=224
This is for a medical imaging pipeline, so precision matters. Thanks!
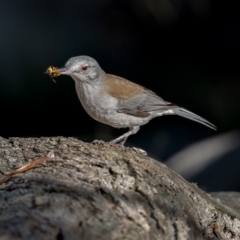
left=92, top=139, right=106, bottom=145
left=132, top=147, right=147, bottom=155
left=110, top=141, right=147, bottom=155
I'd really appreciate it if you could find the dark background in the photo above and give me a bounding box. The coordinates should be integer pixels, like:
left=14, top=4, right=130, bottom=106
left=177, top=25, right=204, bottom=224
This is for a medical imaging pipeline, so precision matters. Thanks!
left=0, top=0, right=239, bottom=191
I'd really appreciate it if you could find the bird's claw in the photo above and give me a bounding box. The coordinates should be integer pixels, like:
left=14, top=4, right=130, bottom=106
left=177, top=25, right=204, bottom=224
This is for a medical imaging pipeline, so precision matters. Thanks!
left=132, top=147, right=147, bottom=155
left=92, top=139, right=106, bottom=145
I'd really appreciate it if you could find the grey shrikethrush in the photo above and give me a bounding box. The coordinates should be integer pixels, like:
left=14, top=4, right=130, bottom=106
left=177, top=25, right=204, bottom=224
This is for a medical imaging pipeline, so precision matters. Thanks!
left=46, top=55, right=216, bottom=145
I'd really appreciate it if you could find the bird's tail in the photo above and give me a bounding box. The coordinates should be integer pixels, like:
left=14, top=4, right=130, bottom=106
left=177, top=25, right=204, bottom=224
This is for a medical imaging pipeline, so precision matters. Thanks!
left=172, top=107, right=217, bottom=130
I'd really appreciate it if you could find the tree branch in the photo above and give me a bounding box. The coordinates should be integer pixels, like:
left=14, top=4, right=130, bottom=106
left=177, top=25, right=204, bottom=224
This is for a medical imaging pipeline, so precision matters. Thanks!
left=0, top=136, right=239, bottom=240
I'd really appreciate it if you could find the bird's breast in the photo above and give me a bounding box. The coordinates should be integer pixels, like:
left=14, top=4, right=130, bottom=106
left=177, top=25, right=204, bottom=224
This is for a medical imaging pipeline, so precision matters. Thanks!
left=74, top=82, right=152, bottom=128
left=75, top=82, right=117, bottom=120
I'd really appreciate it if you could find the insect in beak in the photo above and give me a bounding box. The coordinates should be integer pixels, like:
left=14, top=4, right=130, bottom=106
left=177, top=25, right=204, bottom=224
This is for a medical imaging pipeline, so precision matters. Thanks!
left=45, top=66, right=61, bottom=83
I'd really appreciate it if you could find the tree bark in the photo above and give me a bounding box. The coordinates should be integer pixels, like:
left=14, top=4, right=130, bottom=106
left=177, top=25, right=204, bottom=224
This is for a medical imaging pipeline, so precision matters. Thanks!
left=0, top=136, right=239, bottom=240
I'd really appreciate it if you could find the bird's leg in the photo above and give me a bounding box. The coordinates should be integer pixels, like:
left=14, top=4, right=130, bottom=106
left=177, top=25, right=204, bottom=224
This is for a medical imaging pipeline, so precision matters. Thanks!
left=110, top=126, right=140, bottom=145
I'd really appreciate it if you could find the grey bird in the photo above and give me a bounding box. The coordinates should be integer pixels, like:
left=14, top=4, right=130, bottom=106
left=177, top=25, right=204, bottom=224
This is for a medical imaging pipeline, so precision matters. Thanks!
left=51, top=55, right=216, bottom=145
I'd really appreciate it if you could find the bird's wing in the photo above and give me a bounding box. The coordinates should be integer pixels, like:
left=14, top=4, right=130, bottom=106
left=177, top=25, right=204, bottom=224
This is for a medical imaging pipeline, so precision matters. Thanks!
left=105, top=74, right=216, bottom=130
left=104, top=74, right=174, bottom=118
left=117, top=90, right=216, bottom=130
left=116, top=89, right=175, bottom=118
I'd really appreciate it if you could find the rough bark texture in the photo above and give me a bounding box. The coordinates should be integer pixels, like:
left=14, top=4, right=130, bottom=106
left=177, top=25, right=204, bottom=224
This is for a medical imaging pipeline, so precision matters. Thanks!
left=0, top=136, right=240, bottom=240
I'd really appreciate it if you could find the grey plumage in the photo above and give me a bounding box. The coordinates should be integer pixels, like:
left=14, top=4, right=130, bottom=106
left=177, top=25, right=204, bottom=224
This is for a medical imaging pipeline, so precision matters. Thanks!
left=116, top=88, right=216, bottom=130
left=54, top=55, right=216, bottom=145
left=172, top=108, right=216, bottom=130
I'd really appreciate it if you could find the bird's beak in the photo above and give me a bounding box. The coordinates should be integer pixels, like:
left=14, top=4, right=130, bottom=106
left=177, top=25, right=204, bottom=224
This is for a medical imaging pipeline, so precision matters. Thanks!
left=45, top=66, right=71, bottom=80
left=57, top=67, right=70, bottom=75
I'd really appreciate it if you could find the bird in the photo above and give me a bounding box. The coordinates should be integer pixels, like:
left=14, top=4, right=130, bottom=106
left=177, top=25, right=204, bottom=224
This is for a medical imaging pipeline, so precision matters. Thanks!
left=47, top=55, right=216, bottom=145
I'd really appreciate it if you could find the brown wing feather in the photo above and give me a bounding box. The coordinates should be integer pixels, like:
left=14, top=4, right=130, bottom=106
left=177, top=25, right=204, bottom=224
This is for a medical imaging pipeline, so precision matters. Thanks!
left=102, top=74, right=216, bottom=129
left=102, top=73, right=173, bottom=118
left=103, top=74, right=145, bottom=100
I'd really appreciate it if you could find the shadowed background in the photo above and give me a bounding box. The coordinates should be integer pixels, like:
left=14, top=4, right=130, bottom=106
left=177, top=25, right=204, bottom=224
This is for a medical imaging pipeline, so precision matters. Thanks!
left=0, top=0, right=239, bottom=191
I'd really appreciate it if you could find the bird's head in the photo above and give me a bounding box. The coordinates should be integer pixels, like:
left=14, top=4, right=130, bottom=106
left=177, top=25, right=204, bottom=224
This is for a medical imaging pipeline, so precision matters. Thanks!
left=58, top=56, right=103, bottom=84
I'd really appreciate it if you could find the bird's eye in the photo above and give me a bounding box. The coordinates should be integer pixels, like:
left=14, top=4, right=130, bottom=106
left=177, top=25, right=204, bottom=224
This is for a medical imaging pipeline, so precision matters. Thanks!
left=81, top=65, right=88, bottom=71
